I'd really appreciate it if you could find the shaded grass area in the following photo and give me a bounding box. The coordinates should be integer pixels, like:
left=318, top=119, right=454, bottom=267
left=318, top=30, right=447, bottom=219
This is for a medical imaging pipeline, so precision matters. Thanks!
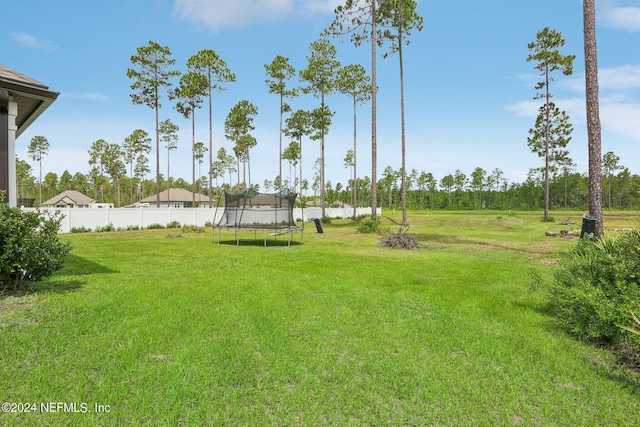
left=1, top=211, right=640, bottom=425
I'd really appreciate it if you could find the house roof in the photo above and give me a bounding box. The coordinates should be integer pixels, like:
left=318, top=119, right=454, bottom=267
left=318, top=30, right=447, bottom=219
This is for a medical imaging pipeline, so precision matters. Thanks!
left=41, top=190, right=95, bottom=207
left=140, top=188, right=210, bottom=203
left=0, top=64, right=59, bottom=137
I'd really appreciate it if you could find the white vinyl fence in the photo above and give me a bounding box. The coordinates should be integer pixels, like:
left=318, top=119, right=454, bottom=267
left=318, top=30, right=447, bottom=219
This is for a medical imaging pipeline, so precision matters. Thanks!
left=21, top=206, right=381, bottom=234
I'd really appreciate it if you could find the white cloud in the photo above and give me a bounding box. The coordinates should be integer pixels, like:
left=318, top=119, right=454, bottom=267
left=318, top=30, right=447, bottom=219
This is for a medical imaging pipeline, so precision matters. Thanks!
left=506, top=97, right=586, bottom=122
left=306, top=0, right=343, bottom=13
left=508, top=95, right=640, bottom=144
left=562, top=65, right=640, bottom=94
left=601, top=99, right=640, bottom=141
left=506, top=100, right=539, bottom=118
left=600, top=0, right=640, bottom=31
left=11, top=32, right=56, bottom=51
left=599, top=64, right=640, bottom=91
left=173, top=0, right=291, bottom=30
left=172, top=0, right=339, bottom=30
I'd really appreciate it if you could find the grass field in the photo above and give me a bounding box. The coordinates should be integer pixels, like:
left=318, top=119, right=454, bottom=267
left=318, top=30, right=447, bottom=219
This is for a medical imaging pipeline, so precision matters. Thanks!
left=2, top=210, right=640, bottom=426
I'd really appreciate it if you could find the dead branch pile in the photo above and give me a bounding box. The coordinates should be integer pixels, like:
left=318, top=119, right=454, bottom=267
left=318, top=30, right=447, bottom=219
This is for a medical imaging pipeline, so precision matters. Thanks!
left=380, top=225, right=420, bottom=250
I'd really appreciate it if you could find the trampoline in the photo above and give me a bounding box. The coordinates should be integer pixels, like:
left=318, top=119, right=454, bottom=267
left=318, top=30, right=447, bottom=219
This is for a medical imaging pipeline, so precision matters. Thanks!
left=212, top=189, right=303, bottom=246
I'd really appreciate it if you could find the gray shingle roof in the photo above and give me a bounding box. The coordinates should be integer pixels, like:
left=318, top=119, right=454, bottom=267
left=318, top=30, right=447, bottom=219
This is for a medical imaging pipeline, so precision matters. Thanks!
left=140, top=188, right=210, bottom=203
left=41, top=190, right=96, bottom=207
left=0, top=64, right=58, bottom=137
left=0, top=64, right=48, bottom=89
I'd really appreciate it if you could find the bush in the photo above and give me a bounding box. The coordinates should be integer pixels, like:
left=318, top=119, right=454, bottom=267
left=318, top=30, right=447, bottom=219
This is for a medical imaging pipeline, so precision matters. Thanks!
left=166, top=221, right=181, bottom=229
left=147, top=223, right=165, bottom=230
left=70, top=226, right=92, bottom=233
left=357, top=219, right=380, bottom=234
left=0, top=202, right=72, bottom=291
left=551, top=231, right=640, bottom=345
left=181, top=224, right=204, bottom=233
left=95, top=223, right=115, bottom=232
left=320, top=216, right=332, bottom=224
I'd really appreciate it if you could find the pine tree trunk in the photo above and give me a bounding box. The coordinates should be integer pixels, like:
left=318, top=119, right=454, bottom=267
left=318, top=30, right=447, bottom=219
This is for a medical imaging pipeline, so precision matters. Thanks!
left=353, top=96, right=357, bottom=219
left=399, top=33, right=407, bottom=225
left=370, top=1, right=378, bottom=220
left=155, top=102, right=161, bottom=208
left=208, top=83, right=213, bottom=208
left=583, top=0, right=603, bottom=235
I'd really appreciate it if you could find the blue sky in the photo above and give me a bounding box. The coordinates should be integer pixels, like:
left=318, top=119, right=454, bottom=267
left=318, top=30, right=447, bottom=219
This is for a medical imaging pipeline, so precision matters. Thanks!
left=4, top=0, right=640, bottom=189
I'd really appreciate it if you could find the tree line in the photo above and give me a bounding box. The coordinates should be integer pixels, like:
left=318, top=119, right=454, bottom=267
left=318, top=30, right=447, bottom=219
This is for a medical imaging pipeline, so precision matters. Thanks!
left=16, top=147, right=638, bottom=213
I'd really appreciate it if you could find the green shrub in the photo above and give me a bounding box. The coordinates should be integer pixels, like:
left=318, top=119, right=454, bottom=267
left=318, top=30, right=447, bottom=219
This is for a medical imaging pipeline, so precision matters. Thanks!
left=126, top=225, right=140, bottom=231
left=147, top=223, right=165, bottom=230
left=551, top=231, right=640, bottom=345
left=95, top=223, right=115, bottom=232
left=166, top=221, right=181, bottom=229
left=181, top=224, right=204, bottom=233
left=618, top=307, right=640, bottom=338
left=0, top=202, right=72, bottom=291
left=357, top=219, right=380, bottom=234
left=70, top=226, right=92, bottom=233
left=320, top=216, right=332, bottom=224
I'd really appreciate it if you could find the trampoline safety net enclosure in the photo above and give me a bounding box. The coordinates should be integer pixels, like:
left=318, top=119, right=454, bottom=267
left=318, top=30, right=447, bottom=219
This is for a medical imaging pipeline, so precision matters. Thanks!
left=213, top=189, right=303, bottom=246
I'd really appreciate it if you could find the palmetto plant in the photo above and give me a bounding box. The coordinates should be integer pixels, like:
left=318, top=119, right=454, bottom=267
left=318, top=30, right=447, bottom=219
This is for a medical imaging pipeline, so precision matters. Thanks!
left=618, top=307, right=640, bottom=337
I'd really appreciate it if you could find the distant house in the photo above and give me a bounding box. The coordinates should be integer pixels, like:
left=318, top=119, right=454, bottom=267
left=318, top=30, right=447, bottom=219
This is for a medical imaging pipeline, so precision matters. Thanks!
left=138, top=188, right=212, bottom=208
left=1, top=64, right=58, bottom=207
left=41, top=190, right=96, bottom=208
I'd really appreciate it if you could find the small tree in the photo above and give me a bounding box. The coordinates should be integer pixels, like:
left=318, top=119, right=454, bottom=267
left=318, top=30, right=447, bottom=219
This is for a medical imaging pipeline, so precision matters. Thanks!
left=187, top=49, right=235, bottom=207
left=225, top=100, right=258, bottom=189
left=336, top=64, right=371, bottom=218
left=283, top=109, right=313, bottom=201
left=527, top=101, right=573, bottom=216
left=0, top=195, right=72, bottom=291
left=265, top=55, right=298, bottom=188
left=27, top=135, right=50, bottom=206
left=134, top=154, right=150, bottom=200
left=122, top=129, right=152, bottom=205
left=174, top=71, right=208, bottom=205
left=16, top=158, right=36, bottom=203
left=194, top=141, right=208, bottom=194
left=126, top=41, right=180, bottom=207
left=299, top=38, right=341, bottom=218
left=88, top=139, right=109, bottom=202
left=159, top=119, right=179, bottom=204
left=378, top=0, right=424, bottom=224
left=216, top=147, right=236, bottom=188
left=344, top=148, right=355, bottom=211
left=527, top=27, right=575, bottom=221
left=282, top=141, right=301, bottom=190
left=103, top=142, right=126, bottom=206
left=470, top=167, right=487, bottom=209
left=602, top=151, right=621, bottom=209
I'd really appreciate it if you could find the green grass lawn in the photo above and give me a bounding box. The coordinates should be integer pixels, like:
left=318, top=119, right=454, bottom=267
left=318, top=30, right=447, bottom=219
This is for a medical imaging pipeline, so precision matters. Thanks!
left=2, top=211, right=640, bottom=426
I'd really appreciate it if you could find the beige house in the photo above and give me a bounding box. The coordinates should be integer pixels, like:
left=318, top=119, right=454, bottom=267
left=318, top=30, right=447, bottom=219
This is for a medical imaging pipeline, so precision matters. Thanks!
left=139, top=188, right=212, bottom=208
left=41, top=190, right=96, bottom=208
left=1, top=64, right=58, bottom=207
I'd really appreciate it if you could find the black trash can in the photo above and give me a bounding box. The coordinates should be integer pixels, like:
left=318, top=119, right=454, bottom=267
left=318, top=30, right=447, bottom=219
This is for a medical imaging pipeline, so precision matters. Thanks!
left=312, top=218, right=324, bottom=234
left=580, top=214, right=597, bottom=239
